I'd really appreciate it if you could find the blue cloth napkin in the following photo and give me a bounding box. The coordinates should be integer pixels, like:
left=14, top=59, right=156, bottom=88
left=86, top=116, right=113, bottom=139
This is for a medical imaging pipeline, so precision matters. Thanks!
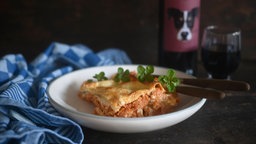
left=0, top=42, right=132, bottom=144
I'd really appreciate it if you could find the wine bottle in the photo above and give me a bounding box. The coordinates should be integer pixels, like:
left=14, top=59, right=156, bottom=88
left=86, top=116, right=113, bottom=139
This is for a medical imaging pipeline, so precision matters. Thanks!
left=158, top=0, right=201, bottom=75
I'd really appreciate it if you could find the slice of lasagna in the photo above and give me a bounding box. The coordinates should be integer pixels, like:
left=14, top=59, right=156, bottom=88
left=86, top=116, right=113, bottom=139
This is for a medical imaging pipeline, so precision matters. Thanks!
left=78, top=75, right=179, bottom=118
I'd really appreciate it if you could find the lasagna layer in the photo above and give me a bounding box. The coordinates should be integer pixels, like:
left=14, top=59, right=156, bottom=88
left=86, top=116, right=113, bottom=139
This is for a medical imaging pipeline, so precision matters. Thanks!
left=79, top=79, right=179, bottom=117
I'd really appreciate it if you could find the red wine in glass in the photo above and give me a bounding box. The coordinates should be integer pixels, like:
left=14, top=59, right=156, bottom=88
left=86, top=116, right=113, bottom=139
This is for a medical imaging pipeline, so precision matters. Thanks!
left=201, top=43, right=241, bottom=79
left=201, top=26, right=241, bottom=79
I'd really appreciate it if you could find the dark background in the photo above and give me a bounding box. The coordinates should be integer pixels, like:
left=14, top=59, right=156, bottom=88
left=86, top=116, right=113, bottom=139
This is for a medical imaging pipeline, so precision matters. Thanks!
left=1, top=0, right=256, bottom=65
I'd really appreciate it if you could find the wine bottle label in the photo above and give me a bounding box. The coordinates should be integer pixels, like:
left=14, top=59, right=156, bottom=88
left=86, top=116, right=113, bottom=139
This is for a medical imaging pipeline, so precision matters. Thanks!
left=163, top=0, right=200, bottom=52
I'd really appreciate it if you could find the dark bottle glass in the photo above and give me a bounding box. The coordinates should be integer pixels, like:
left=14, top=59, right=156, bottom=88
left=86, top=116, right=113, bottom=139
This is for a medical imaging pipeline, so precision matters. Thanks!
left=158, top=0, right=201, bottom=75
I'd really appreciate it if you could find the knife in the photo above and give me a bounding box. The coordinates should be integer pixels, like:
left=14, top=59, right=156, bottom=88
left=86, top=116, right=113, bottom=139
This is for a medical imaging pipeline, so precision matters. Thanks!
left=154, top=75, right=251, bottom=100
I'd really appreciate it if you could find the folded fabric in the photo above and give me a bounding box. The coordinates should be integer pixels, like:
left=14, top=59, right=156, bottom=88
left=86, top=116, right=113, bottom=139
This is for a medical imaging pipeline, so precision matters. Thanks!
left=0, top=42, right=132, bottom=144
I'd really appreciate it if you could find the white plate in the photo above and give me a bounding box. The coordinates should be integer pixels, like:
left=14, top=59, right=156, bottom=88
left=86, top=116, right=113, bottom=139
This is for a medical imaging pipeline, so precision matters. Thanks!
left=47, top=65, right=206, bottom=133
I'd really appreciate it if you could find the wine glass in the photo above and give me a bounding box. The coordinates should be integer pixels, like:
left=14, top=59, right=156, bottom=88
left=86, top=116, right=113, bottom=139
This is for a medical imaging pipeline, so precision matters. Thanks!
left=201, top=25, right=241, bottom=79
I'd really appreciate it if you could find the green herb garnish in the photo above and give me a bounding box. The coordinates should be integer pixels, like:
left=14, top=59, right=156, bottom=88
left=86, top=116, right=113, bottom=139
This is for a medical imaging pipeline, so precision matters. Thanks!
left=88, top=66, right=180, bottom=93
left=158, top=69, right=180, bottom=92
left=114, top=67, right=130, bottom=82
left=137, top=65, right=154, bottom=82
left=93, top=71, right=108, bottom=81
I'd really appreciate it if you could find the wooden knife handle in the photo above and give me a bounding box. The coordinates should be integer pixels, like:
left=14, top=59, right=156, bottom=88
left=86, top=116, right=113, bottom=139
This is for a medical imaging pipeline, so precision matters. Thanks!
left=176, top=86, right=226, bottom=100
left=181, top=78, right=250, bottom=91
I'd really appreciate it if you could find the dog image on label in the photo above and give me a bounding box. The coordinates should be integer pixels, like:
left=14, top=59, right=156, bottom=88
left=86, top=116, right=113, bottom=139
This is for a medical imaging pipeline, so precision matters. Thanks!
left=168, top=7, right=199, bottom=41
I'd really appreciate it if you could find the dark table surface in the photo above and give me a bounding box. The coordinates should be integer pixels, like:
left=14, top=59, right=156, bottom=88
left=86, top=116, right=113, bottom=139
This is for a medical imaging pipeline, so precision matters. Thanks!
left=82, top=60, right=256, bottom=144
